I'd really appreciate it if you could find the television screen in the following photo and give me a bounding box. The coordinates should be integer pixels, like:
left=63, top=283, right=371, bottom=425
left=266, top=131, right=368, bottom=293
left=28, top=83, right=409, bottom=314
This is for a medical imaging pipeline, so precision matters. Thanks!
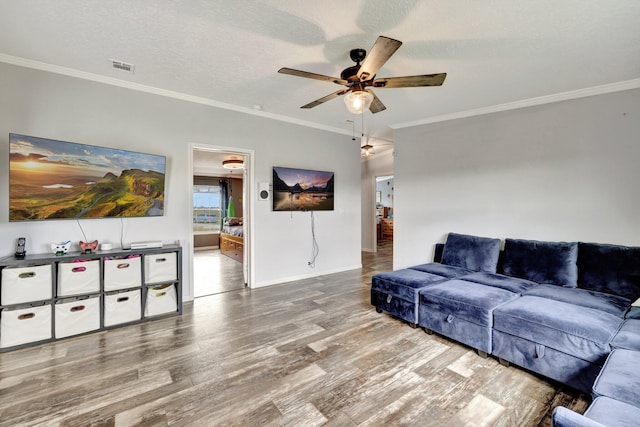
left=9, top=133, right=166, bottom=221
left=272, top=166, right=334, bottom=211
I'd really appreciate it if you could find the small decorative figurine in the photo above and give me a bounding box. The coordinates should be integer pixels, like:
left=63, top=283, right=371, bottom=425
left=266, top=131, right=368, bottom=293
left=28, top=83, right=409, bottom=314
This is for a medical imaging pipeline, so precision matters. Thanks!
left=80, top=240, right=99, bottom=254
left=51, top=241, right=71, bottom=256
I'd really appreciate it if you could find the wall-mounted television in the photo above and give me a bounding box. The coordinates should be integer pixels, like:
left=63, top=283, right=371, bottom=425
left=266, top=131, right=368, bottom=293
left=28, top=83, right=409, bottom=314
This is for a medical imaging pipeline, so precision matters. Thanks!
left=9, top=133, right=166, bottom=221
left=272, top=166, right=334, bottom=211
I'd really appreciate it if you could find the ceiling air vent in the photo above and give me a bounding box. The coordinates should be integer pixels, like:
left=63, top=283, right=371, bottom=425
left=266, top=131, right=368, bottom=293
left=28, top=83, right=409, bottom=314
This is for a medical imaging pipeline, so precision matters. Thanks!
left=109, top=59, right=135, bottom=74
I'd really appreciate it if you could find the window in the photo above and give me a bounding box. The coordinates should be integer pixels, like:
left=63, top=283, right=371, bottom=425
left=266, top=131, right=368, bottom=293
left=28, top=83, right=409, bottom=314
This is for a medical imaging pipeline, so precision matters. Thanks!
left=193, top=185, right=221, bottom=234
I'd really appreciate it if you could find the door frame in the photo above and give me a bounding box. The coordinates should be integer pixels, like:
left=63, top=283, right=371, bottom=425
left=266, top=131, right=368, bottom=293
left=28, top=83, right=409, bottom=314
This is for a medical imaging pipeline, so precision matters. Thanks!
left=188, top=143, right=255, bottom=295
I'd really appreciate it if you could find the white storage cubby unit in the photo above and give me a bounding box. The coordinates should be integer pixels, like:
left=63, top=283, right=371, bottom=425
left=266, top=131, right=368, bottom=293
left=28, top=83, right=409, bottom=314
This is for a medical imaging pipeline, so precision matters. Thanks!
left=104, top=289, right=141, bottom=327
left=57, top=259, right=100, bottom=296
left=55, top=295, right=101, bottom=338
left=0, top=245, right=182, bottom=352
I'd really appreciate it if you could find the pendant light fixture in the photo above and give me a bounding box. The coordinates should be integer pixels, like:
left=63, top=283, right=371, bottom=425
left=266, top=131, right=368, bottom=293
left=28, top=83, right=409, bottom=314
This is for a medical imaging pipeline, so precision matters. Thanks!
left=361, top=139, right=375, bottom=157
left=222, top=159, right=244, bottom=169
left=359, top=111, right=375, bottom=157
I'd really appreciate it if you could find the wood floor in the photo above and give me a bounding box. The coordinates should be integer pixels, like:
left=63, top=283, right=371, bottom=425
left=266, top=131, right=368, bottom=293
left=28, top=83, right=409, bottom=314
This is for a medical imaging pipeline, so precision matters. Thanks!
left=0, top=242, right=588, bottom=426
left=193, top=248, right=245, bottom=297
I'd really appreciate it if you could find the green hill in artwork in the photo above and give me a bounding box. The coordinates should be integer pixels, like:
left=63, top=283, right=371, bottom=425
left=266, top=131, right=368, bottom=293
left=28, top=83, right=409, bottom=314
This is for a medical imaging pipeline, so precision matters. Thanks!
left=9, top=169, right=165, bottom=220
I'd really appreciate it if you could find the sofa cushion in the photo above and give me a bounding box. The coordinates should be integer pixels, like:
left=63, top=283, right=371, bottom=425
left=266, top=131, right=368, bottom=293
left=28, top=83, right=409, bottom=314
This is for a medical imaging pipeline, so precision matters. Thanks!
left=371, top=269, right=449, bottom=302
left=611, top=319, right=640, bottom=351
left=583, top=396, right=640, bottom=427
left=409, top=262, right=472, bottom=278
left=524, top=284, right=630, bottom=317
left=459, top=271, right=538, bottom=294
left=503, top=239, right=578, bottom=287
left=419, top=279, right=520, bottom=327
left=372, top=269, right=450, bottom=325
left=493, top=296, right=622, bottom=362
left=440, top=232, right=501, bottom=273
left=593, top=349, right=640, bottom=407
left=493, top=330, right=602, bottom=394
left=553, top=397, right=640, bottom=427
left=552, top=405, right=605, bottom=427
left=578, top=242, right=640, bottom=301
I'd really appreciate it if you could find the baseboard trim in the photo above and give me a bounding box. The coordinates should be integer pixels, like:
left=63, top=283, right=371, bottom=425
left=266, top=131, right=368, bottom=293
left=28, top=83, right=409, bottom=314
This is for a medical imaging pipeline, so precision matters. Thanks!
left=194, top=246, right=218, bottom=251
left=253, top=264, right=362, bottom=289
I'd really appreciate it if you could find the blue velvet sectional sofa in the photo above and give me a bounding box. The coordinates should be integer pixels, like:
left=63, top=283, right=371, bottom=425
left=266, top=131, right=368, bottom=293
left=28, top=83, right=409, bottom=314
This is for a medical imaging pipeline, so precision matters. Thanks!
left=371, top=233, right=640, bottom=426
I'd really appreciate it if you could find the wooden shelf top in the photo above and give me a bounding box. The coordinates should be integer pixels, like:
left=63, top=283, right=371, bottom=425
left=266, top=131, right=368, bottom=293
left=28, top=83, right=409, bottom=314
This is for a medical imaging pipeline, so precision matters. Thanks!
left=0, top=244, right=181, bottom=267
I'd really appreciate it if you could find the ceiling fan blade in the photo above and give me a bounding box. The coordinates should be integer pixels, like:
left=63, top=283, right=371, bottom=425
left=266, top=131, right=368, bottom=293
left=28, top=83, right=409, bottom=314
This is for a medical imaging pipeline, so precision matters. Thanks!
left=356, top=36, right=402, bottom=82
left=278, top=67, right=348, bottom=86
left=372, top=73, right=447, bottom=88
left=369, top=91, right=386, bottom=114
left=301, top=89, right=349, bottom=109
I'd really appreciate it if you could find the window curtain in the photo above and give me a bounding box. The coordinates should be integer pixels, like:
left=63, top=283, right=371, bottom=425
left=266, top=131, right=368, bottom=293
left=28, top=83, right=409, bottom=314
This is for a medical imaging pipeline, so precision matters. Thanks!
left=219, top=178, right=229, bottom=219
left=227, top=195, right=235, bottom=218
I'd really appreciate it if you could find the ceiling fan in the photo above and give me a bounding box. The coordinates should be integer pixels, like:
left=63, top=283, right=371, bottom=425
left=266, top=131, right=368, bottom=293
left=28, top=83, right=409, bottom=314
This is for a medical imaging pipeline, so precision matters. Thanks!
left=278, top=35, right=446, bottom=114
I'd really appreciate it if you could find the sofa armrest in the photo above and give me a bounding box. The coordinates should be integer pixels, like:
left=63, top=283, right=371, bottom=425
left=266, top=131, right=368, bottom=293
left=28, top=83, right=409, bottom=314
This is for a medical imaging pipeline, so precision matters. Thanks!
left=552, top=407, right=605, bottom=427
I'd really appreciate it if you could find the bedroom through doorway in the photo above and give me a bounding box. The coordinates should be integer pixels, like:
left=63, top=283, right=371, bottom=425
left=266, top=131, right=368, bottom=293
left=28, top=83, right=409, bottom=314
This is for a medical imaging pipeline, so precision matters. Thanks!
left=192, top=147, right=249, bottom=297
left=376, top=175, right=394, bottom=251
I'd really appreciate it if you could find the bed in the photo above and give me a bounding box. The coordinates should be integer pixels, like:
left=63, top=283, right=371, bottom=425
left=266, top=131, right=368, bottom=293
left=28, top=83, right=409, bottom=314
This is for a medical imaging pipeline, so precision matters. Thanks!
left=220, top=218, right=244, bottom=263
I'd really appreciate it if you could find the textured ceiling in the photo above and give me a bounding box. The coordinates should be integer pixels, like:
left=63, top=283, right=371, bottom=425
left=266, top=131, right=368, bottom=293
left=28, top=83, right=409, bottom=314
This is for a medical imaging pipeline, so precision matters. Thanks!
left=1, top=1, right=639, bottom=148
left=193, top=150, right=245, bottom=177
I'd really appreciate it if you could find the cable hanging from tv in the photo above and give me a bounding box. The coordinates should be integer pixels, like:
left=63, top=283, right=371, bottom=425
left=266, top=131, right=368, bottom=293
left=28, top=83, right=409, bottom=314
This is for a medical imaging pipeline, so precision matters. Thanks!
left=308, top=211, right=319, bottom=268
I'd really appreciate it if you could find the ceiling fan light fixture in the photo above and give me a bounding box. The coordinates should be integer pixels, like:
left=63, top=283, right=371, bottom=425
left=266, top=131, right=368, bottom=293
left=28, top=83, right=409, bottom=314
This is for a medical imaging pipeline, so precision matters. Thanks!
left=222, top=159, right=244, bottom=169
left=344, top=89, right=374, bottom=114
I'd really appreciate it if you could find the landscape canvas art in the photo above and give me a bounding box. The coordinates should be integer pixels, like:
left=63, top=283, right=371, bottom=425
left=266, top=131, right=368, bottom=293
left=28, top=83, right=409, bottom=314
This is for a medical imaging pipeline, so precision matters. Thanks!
left=9, top=134, right=166, bottom=221
left=273, top=166, right=334, bottom=211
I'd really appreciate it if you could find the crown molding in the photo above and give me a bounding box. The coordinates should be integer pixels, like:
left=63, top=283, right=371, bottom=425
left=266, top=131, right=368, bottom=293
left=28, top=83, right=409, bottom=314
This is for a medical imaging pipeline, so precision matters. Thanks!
left=3, top=53, right=638, bottom=137
left=391, top=78, right=640, bottom=129
left=0, top=53, right=352, bottom=137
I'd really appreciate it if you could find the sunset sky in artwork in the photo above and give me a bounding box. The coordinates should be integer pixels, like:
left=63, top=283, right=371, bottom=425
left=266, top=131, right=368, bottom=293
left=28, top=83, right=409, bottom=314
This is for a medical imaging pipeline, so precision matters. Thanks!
left=9, top=134, right=165, bottom=178
left=274, top=167, right=333, bottom=189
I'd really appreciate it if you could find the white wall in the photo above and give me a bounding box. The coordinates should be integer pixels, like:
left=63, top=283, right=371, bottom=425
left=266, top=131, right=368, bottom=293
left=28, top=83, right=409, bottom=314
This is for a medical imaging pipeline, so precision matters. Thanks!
left=393, top=88, right=640, bottom=269
left=0, top=62, right=362, bottom=297
left=360, top=150, right=393, bottom=252
left=376, top=178, right=394, bottom=208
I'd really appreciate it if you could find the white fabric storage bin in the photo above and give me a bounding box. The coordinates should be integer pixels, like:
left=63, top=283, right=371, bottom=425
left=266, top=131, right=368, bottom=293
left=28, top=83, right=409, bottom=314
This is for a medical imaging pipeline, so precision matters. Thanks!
left=144, top=252, right=177, bottom=284
left=104, top=290, right=141, bottom=326
left=57, top=260, right=100, bottom=296
left=55, top=295, right=100, bottom=338
left=145, top=284, right=177, bottom=317
left=1, top=264, right=52, bottom=305
left=1, top=304, right=52, bottom=348
left=104, top=256, right=142, bottom=291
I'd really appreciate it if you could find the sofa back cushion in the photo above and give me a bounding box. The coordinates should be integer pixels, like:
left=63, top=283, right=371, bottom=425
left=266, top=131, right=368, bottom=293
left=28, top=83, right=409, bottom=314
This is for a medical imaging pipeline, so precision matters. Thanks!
left=578, top=242, right=640, bottom=300
left=503, top=238, right=578, bottom=287
left=434, top=243, right=444, bottom=263
left=441, top=233, right=501, bottom=273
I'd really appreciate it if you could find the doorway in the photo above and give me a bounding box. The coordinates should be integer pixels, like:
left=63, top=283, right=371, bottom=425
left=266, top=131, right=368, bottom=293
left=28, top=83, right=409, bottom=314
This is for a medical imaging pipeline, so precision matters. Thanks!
left=375, top=175, right=394, bottom=250
left=190, top=145, right=252, bottom=297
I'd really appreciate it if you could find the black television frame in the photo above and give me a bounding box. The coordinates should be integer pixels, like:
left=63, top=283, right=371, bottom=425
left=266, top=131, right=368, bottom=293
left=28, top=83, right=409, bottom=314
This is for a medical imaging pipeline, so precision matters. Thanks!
left=272, top=166, right=334, bottom=212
